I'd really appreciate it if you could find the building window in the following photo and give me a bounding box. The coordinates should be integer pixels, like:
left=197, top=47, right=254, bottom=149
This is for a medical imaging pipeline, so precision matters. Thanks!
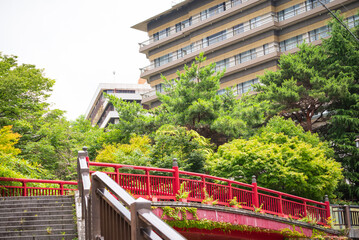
left=309, top=25, right=330, bottom=42
left=263, top=44, right=269, bottom=55
left=347, top=15, right=359, bottom=28
left=153, top=27, right=170, bottom=42
left=154, top=53, right=172, bottom=67
left=217, top=89, right=226, bottom=95
left=215, top=59, right=229, bottom=72
left=236, top=49, right=256, bottom=64
left=236, top=78, right=259, bottom=95
left=177, top=44, right=194, bottom=58
left=233, top=23, right=244, bottom=35
left=116, top=90, right=136, bottom=94
left=250, top=16, right=261, bottom=29
left=280, top=35, right=303, bottom=52
left=306, top=0, right=329, bottom=11
left=231, top=0, right=242, bottom=7
left=278, top=4, right=301, bottom=21
left=200, top=2, right=226, bottom=20
left=203, top=30, right=227, bottom=47
left=176, top=17, right=192, bottom=32
left=155, top=84, right=163, bottom=93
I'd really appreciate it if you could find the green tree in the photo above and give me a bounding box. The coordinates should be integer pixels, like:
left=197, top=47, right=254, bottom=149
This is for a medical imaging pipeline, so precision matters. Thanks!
left=21, top=113, right=103, bottom=180
left=321, top=13, right=359, bottom=201
left=159, top=53, right=257, bottom=145
left=151, top=124, right=213, bottom=172
left=0, top=125, right=46, bottom=179
left=207, top=117, right=342, bottom=200
left=95, top=135, right=153, bottom=167
left=255, top=42, right=352, bottom=132
left=105, top=94, right=155, bottom=144
left=0, top=53, right=55, bottom=144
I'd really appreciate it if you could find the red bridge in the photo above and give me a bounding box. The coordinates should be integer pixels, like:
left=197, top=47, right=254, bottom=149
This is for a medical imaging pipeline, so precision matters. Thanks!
left=0, top=150, right=342, bottom=239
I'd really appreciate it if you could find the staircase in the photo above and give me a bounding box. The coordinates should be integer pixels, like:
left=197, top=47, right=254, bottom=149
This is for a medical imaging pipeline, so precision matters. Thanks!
left=0, top=195, right=78, bottom=240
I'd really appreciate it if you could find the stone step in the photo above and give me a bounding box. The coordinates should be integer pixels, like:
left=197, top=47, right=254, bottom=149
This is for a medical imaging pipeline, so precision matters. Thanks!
left=0, top=219, right=75, bottom=227
left=0, top=201, right=73, bottom=210
left=0, top=195, right=75, bottom=201
left=0, top=227, right=77, bottom=237
left=0, top=234, right=78, bottom=240
left=0, top=196, right=74, bottom=205
left=0, top=214, right=74, bottom=224
left=0, top=223, right=76, bottom=232
left=0, top=206, right=74, bottom=214
left=0, top=210, right=73, bottom=218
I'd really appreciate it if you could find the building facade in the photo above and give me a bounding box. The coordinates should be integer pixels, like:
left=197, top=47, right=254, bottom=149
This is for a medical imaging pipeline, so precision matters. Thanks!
left=85, top=81, right=151, bottom=128
left=133, top=0, right=359, bottom=108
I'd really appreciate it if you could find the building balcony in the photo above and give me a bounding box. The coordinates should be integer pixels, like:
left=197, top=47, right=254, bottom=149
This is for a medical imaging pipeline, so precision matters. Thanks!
left=141, top=43, right=280, bottom=105
left=138, top=0, right=264, bottom=54
left=140, top=13, right=277, bottom=79
left=139, top=0, right=354, bottom=80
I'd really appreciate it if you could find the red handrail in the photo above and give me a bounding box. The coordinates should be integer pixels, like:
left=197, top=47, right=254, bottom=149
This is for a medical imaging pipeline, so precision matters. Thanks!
left=0, top=177, right=77, bottom=197
left=87, top=161, right=331, bottom=225
left=0, top=160, right=331, bottom=225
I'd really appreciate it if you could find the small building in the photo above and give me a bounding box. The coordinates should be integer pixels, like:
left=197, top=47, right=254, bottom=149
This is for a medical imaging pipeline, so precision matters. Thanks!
left=85, top=80, right=151, bottom=128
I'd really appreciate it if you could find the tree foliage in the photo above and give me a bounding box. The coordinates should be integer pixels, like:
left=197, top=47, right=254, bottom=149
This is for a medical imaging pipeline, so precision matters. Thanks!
left=321, top=13, right=359, bottom=201
left=207, top=117, right=342, bottom=200
left=0, top=125, right=46, bottom=179
left=255, top=42, right=352, bottom=132
left=151, top=124, right=213, bottom=172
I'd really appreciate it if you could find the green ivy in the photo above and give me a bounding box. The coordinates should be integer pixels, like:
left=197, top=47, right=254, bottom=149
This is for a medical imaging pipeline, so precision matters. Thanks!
left=160, top=207, right=308, bottom=238
left=161, top=206, right=198, bottom=221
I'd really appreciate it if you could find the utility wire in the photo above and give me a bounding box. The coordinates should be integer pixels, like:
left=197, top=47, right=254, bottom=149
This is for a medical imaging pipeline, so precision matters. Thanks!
left=317, top=0, right=359, bottom=43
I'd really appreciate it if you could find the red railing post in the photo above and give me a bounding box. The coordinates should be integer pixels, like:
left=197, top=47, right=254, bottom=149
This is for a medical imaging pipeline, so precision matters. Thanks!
left=303, top=201, right=307, bottom=217
left=172, top=158, right=180, bottom=197
left=278, top=194, right=283, bottom=216
left=252, top=175, right=259, bottom=208
left=60, top=183, right=64, bottom=195
left=115, top=167, right=120, bottom=184
left=22, top=181, right=27, bottom=197
left=146, top=170, right=151, bottom=198
left=202, top=176, right=206, bottom=199
left=228, top=182, right=232, bottom=205
left=324, top=195, right=331, bottom=220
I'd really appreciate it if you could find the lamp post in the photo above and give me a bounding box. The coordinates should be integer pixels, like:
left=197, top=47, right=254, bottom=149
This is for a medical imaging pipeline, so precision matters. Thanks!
left=355, top=135, right=359, bottom=148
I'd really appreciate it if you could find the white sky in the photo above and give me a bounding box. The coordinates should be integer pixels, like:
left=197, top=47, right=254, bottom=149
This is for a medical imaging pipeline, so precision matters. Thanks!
left=0, top=0, right=173, bottom=120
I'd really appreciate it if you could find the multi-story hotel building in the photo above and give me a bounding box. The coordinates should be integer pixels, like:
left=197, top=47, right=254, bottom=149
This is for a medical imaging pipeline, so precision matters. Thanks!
left=133, top=0, right=359, bottom=108
left=85, top=80, right=151, bottom=128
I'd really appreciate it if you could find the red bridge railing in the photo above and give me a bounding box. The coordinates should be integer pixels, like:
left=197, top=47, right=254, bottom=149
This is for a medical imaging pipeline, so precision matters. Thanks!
left=0, top=151, right=331, bottom=225
left=88, top=158, right=331, bottom=225
left=0, top=177, right=77, bottom=197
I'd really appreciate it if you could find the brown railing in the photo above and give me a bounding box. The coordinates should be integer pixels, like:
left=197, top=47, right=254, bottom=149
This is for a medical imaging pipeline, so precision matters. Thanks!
left=77, top=150, right=186, bottom=240
left=332, top=205, right=359, bottom=228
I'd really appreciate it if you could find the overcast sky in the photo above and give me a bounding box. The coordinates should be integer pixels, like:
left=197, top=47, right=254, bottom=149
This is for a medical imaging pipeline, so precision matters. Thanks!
left=0, top=0, right=173, bottom=120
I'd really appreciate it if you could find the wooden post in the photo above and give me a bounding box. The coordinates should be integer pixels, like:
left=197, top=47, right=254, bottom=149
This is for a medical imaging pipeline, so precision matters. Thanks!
left=90, top=174, right=105, bottom=239
left=172, top=158, right=180, bottom=197
left=252, top=175, right=259, bottom=208
left=344, top=205, right=352, bottom=229
left=83, top=146, right=89, bottom=167
left=130, top=198, right=152, bottom=240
